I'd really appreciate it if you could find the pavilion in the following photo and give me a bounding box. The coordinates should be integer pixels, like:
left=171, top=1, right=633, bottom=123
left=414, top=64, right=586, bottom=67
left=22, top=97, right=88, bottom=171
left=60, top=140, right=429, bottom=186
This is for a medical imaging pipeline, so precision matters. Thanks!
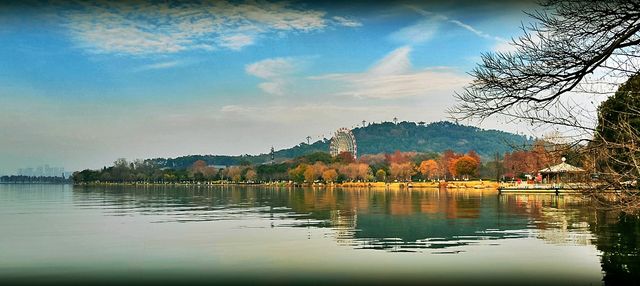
left=538, top=157, right=586, bottom=184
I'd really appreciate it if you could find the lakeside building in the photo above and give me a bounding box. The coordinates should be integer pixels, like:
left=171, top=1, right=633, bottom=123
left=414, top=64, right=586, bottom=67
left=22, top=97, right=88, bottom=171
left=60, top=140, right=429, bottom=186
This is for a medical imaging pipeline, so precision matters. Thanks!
left=539, top=157, right=586, bottom=184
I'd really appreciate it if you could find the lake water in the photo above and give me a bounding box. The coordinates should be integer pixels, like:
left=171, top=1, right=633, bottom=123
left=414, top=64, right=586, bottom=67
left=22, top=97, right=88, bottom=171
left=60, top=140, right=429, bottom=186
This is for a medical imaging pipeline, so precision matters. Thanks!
left=0, top=184, right=638, bottom=285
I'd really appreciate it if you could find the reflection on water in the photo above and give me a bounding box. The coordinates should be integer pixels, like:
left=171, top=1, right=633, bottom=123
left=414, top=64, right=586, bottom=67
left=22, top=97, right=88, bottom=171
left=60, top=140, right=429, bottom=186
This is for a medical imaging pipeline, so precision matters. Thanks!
left=1, top=184, right=639, bottom=284
left=70, top=185, right=596, bottom=252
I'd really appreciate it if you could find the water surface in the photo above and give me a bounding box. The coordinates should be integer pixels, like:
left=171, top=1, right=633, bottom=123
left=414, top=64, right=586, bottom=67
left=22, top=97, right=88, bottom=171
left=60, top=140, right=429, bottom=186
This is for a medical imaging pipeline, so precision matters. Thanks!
left=1, top=184, right=638, bottom=285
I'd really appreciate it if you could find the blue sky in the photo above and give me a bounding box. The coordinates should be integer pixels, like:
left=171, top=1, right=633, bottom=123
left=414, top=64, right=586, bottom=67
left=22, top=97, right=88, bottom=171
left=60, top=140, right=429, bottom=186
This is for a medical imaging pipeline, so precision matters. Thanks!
left=0, top=0, right=540, bottom=174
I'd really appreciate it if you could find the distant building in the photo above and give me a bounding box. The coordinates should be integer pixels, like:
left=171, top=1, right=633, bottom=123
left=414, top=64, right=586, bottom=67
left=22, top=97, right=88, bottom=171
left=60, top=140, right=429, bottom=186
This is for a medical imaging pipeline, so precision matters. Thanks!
left=16, top=165, right=65, bottom=177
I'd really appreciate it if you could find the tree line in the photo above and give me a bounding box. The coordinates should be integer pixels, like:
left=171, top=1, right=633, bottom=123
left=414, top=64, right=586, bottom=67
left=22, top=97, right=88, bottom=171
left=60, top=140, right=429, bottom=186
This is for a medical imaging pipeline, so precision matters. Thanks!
left=72, top=149, right=490, bottom=184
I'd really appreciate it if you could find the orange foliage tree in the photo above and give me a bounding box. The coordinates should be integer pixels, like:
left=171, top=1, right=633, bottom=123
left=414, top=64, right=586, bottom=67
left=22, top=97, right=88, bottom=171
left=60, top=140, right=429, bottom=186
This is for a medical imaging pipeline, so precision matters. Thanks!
left=338, top=163, right=371, bottom=181
left=385, top=150, right=413, bottom=164
left=322, top=169, right=338, bottom=182
left=453, top=155, right=480, bottom=179
left=389, top=162, right=416, bottom=181
left=442, top=150, right=481, bottom=180
left=439, top=150, right=459, bottom=180
left=418, top=159, right=439, bottom=180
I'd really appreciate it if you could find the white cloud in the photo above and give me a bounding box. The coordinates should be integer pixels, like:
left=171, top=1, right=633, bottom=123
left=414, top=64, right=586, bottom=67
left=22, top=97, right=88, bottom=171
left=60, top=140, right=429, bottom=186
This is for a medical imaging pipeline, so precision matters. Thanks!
left=368, top=46, right=412, bottom=75
left=135, top=60, right=187, bottom=71
left=332, top=16, right=362, bottom=27
left=310, top=46, right=469, bottom=99
left=492, top=40, right=518, bottom=53
left=403, top=5, right=509, bottom=48
left=245, top=57, right=300, bottom=95
left=57, top=1, right=358, bottom=55
left=388, top=19, right=439, bottom=44
left=218, top=34, right=256, bottom=51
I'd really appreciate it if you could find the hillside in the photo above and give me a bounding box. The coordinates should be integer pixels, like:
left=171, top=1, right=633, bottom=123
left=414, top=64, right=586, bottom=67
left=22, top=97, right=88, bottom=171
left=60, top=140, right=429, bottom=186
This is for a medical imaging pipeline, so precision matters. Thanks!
left=148, top=121, right=531, bottom=169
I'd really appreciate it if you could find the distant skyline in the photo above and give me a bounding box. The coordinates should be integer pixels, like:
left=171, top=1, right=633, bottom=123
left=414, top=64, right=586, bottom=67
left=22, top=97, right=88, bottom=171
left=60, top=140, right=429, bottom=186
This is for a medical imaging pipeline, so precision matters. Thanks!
left=1, top=0, right=570, bottom=174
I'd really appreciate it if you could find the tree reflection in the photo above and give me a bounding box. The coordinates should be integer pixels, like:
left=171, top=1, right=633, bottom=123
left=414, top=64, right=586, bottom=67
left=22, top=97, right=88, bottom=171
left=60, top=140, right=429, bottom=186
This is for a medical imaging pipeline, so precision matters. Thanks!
left=591, top=211, right=640, bottom=284
left=71, top=184, right=640, bottom=281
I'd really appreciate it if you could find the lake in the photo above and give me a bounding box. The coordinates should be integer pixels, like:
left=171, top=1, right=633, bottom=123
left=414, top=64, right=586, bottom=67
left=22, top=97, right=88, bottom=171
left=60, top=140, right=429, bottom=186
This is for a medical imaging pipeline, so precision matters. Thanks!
left=0, top=184, right=638, bottom=285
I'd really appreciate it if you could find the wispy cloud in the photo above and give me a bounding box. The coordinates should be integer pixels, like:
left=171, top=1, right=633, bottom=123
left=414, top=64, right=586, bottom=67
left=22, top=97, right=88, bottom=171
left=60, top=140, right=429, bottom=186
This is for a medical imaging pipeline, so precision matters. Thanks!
left=218, top=34, right=256, bottom=51
left=388, top=19, right=439, bottom=44
left=56, top=1, right=360, bottom=55
left=404, top=5, right=511, bottom=50
left=135, top=60, right=188, bottom=72
left=332, top=16, right=362, bottom=27
left=245, top=57, right=301, bottom=95
left=310, top=46, right=469, bottom=99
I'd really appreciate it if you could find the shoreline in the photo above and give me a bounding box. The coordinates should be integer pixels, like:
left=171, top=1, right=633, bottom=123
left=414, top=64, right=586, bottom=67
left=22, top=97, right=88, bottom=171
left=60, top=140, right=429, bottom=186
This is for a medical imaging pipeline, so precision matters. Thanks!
left=71, top=180, right=501, bottom=190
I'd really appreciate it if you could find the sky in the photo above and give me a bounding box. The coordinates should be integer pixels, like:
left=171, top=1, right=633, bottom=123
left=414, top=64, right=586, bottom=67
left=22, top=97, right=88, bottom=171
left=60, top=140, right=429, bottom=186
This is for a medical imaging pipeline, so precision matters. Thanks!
left=0, top=0, right=544, bottom=174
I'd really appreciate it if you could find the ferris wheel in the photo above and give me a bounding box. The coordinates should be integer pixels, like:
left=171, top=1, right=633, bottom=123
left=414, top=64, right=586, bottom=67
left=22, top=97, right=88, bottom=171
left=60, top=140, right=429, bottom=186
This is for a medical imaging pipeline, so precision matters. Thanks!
left=329, top=127, right=357, bottom=159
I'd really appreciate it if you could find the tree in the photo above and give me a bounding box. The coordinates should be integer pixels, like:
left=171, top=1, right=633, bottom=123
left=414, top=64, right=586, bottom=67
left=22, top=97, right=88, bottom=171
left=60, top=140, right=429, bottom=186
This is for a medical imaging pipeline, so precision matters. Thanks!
left=336, top=151, right=355, bottom=164
left=202, top=166, right=218, bottom=180
left=448, top=158, right=459, bottom=179
left=227, top=166, right=242, bottom=182
left=356, top=163, right=372, bottom=181
left=189, top=160, right=208, bottom=181
left=338, top=163, right=363, bottom=181
left=385, top=150, right=412, bottom=164
left=451, top=1, right=640, bottom=210
left=288, top=164, right=307, bottom=183
left=418, top=160, right=439, bottom=180
left=311, top=162, right=327, bottom=179
left=591, top=74, right=640, bottom=197
left=389, top=162, right=416, bottom=182
left=245, top=169, right=257, bottom=182
left=112, top=158, right=130, bottom=182
left=595, top=74, right=640, bottom=174
left=375, top=169, right=387, bottom=182
left=322, top=169, right=338, bottom=183
left=454, top=155, right=480, bottom=179
left=304, top=167, right=316, bottom=183
left=439, top=150, right=459, bottom=180
left=453, top=1, right=640, bottom=134
left=466, top=151, right=481, bottom=166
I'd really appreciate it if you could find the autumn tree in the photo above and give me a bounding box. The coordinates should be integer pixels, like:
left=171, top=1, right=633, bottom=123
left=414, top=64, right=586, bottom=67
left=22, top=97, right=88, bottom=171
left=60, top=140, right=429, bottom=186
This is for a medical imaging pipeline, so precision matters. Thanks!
left=304, top=168, right=315, bottom=183
left=337, top=163, right=371, bottom=181
left=190, top=160, right=207, bottom=173
left=454, top=155, right=480, bottom=180
left=448, top=158, right=459, bottom=179
left=357, top=163, right=372, bottom=181
left=466, top=151, right=481, bottom=166
left=288, top=164, right=308, bottom=183
left=418, top=159, right=439, bottom=180
left=202, top=166, right=218, bottom=181
left=312, top=162, right=327, bottom=179
left=226, top=166, right=242, bottom=182
left=389, top=162, right=416, bottom=182
left=322, top=169, right=338, bottom=183
left=439, top=150, right=459, bottom=180
left=190, top=160, right=219, bottom=181
left=359, top=153, right=387, bottom=171
left=385, top=150, right=413, bottom=164
left=336, top=151, right=355, bottom=164
left=245, top=169, right=257, bottom=182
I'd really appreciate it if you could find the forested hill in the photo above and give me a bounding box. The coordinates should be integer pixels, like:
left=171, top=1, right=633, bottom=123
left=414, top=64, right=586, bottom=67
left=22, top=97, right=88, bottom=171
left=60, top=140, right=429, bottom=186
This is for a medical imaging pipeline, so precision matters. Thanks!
left=148, top=121, right=532, bottom=169
left=353, top=121, right=531, bottom=156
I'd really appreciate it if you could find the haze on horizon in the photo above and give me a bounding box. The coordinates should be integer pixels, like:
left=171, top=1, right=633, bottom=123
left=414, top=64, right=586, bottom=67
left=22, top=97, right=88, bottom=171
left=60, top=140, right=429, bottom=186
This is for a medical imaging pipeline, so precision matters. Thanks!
left=0, top=0, right=547, bottom=175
